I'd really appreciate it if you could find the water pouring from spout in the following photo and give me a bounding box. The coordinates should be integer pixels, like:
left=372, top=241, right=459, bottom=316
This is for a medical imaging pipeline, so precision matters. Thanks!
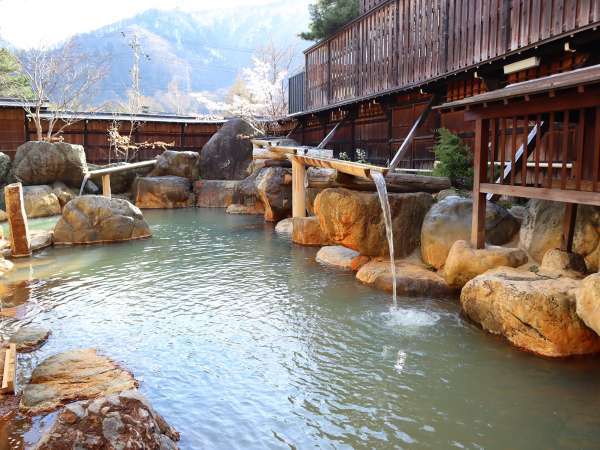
left=371, top=170, right=397, bottom=308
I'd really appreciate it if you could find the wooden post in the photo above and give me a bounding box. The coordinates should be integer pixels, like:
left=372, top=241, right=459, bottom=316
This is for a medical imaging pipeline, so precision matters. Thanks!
left=102, top=174, right=111, bottom=198
left=5, top=183, right=31, bottom=258
left=0, top=343, right=16, bottom=395
left=561, top=203, right=578, bottom=252
left=471, top=119, right=489, bottom=249
left=292, top=158, right=307, bottom=218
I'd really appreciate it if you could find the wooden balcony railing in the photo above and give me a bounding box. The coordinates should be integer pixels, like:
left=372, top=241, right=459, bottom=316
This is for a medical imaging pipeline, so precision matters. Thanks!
left=298, top=0, right=600, bottom=113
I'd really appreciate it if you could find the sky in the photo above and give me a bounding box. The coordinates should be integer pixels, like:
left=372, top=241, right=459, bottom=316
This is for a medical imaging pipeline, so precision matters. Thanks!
left=0, top=0, right=310, bottom=48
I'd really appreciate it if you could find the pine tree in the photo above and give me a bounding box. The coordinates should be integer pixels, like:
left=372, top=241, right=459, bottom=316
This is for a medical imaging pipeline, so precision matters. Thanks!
left=300, top=0, right=359, bottom=41
left=0, top=48, right=32, bottom=98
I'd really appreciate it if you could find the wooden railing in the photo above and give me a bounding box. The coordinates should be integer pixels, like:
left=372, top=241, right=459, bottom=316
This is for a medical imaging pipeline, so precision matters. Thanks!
left=300, top=0, right=600, bottom=112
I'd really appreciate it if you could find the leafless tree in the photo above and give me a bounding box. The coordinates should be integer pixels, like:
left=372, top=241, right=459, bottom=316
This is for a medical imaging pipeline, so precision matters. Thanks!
left=16, top=38, right=109, bottom=140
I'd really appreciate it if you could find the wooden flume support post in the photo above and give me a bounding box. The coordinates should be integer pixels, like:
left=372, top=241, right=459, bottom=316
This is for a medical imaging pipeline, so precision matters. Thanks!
left=292, top=158, right=307, bottom=218
left=5, top=183, right=31, bottom=258
left=0, top=343, right=16, bottom=395
left=471, top=118, right=489, bottom=249
left=102, top=174, right=112, bottom=198
left=561, top=203, right=578, bottom=252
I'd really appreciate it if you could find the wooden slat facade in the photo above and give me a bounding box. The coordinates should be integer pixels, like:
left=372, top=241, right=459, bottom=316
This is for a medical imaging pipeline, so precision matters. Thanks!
left=302, top=0, right=600, bottom=113
left=0, top=107, right=222, bottom=164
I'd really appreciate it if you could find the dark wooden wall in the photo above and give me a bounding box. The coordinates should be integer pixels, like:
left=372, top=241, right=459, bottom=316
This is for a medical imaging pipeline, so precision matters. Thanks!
left=304, top=0, right=600, bottom=112
left=0, top=108, right=222, bottom=165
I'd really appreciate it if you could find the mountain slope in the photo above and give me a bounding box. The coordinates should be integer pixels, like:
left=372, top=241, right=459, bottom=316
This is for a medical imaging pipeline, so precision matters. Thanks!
left=67, top=4, right=310, bottom=112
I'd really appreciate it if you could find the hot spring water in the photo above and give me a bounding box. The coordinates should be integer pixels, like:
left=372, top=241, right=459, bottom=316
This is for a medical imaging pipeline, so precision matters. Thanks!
left=371, top=170, right=397, bottom=307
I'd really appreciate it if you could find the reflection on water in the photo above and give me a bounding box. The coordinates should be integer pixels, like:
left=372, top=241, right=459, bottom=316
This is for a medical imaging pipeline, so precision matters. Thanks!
left=0, top=209, right=599, bottom=449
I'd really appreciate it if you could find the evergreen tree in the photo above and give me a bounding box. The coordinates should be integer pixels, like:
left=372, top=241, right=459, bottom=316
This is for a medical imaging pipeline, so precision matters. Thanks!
left=0, top=48, right=32, bottom=98
left=300, top=0, right=359, bottom=41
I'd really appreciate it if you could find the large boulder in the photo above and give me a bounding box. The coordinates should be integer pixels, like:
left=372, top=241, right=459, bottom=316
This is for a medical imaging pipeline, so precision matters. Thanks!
left=292, top=216, right=329, bottom=246
left=134, top=176, right=194, bottom=209
left=316, top=246, right=370, bottom=271
left=314, top=188, right=434, bottom=257
left=0, top=152, right=11, bottom=185
left=255, top=167, right=292, bottom=222
left=23, top=185, right=61, bottom=218
left=576, top=274, right=600, bottom=336
left=20, top=349, right=138, bottom=415
left=199, top=119, right=257, bottom=180
left=33, top=391, right=179, bottom=450
left=228, top=169, right=265, bottom=215
left=13, top=141, right=88, bottom=188
left=442, top=240, right=528, bottom=289
left=520, top=200, right=600, bottom=272
left=53, top=196, right=151, bottom=245
left=195, top=180, right=239, bottom=208
left=149, top=149, right=200, bottom=180
left=461, top=268, right=600, bottom=357
left=356, top=259, right=453, bottom=297
left=421, top=197, right=520, bottom=269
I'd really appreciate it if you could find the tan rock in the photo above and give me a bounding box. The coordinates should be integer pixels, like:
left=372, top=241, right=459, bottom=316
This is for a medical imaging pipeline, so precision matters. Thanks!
left=520, top=200, right=600, bottom=272
left=461, top=268, right=600, bottom=357
left=576, top=274, right=600, bottom=336
left=194, top=180, right=239, bottom=208
left=540, top=248, right=588, bottom=279
left=255, top=167, right=292, bottom=222
left=356, top=259, right=453, bottom=297
left=226, top=203, right=264, bottom=215
left=53, top=196, right=151, bottom=245
left=292, top=216, right=329, bottom=246
left=51, top=182, right=77, bottom=208
left=315, top=188, right=433, bottom=257
left=134, top=176, right=194, bottom=209
left=421, top=197, right=520, bottom=269
left=23, top=185, right=61, bottom=218
left=20, top=349, right=138, bottom=415
left=443, top=240, right=528, bottom=288
left=7, top=326, right=50, bottom=352
left=316, top=246, right=370, bottom=271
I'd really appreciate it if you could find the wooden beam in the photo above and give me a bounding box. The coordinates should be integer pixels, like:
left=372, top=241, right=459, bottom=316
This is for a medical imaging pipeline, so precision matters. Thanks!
left=561, top=203, right=578, bottom=252
left=102, top=174, right=111, bottom=199
left=292, top=158, right=307, bottom=218
left=5, top=183, right=31, bottom=258
left=479, top=183, right=600, bottom=207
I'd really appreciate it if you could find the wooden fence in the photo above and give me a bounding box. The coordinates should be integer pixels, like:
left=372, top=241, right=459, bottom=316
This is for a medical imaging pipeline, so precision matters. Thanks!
left=0, top=107, right=223, bottom=164
left=302, top=0, right=600, bottom=112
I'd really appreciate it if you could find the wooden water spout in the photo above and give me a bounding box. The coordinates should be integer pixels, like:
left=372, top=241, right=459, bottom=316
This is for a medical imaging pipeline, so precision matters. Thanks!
left=5, top=183, right=31, bottom=258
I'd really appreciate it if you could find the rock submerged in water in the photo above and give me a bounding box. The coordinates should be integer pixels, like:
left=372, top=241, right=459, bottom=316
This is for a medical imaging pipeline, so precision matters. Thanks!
left=20, top=348, right=138, bottom=415
left=134, top=176, right=194, bottom=209
left=442, top=240, right=528, bottom=289
left=316, top=246, right=370, bottom=271
left=13, top=141, right=88, bottom=188
left=149, top=149, right=200, bottom=181
left=32, top=390, right=180, bottom=450
left=53, top=196, right=151, bottom=245
left=6, top=326, right=50, bottom=352
left=461, top=268, right=600, bottom=357
left=314, top=188, right=433, bottom=257
left=275, top=218, right=293, bottom=234
left=420, top=196, right=520, bottom=270
left=199, top=118, right=257, bottom=180
left=356, top=259, right=453, bottom=297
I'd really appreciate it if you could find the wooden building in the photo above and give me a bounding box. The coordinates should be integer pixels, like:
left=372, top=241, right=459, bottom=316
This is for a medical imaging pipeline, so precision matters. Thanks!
left=287, top=0, right=600, bottom=170
left=0, top=98, right=224, bottom=164
left=437, top=64, right=600, bottom=250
